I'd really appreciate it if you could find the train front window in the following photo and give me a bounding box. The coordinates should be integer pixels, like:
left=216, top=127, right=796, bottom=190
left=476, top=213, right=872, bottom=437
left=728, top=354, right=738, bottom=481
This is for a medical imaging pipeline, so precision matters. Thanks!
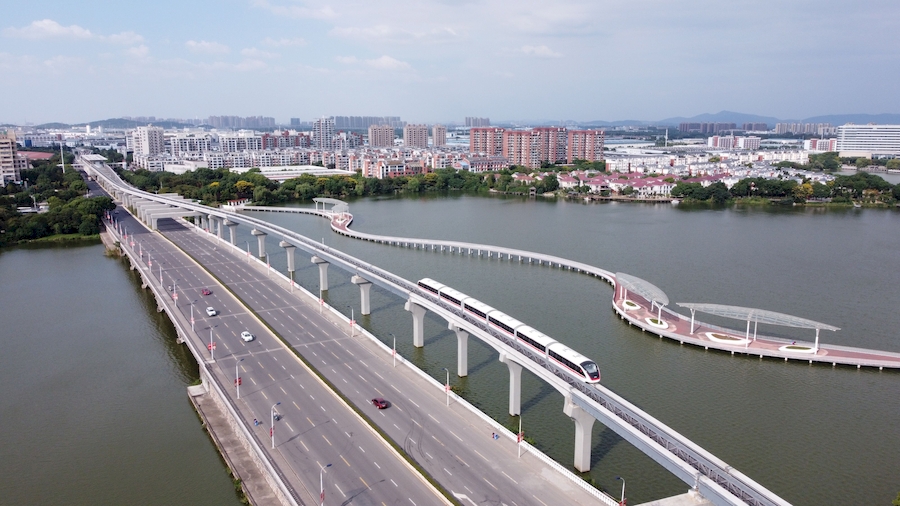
left=581, top=361, right=599, bottom=377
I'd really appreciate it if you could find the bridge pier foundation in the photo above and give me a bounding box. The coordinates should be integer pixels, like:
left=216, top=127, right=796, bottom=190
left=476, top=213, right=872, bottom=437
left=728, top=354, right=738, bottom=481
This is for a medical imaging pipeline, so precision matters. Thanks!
left=563, top=396, right=595, bottom=472
left=280, top=241, right=296, bottom=288
left=311, top=256, right=329, bottom=291
left=403, top=300, right=427, bottom=348
left=449, top=324, right=469, bottom=377
left=499, top=353, right=522, bottom=415
left=252, top=229, right=267, bottom=257
left=352, top=275, right=372, bottom=315
left=224, top=220, right=238, bottom=245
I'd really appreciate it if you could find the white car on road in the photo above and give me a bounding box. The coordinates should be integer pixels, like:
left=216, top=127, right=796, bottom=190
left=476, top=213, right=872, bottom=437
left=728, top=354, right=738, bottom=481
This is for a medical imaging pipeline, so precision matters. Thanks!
left=205, top=307, right=217, bottom=317
left=240, top=331, right=255, bottom=342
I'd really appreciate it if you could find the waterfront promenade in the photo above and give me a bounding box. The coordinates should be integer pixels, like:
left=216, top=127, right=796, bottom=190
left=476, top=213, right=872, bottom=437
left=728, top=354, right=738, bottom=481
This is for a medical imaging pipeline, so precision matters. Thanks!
left=263, top=204, right=900, bottom=371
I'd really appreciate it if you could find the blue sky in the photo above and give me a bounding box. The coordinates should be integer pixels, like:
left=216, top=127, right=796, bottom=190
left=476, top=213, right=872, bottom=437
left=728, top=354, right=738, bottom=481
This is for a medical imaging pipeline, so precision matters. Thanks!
left=2, top=0, right=899, bottom=125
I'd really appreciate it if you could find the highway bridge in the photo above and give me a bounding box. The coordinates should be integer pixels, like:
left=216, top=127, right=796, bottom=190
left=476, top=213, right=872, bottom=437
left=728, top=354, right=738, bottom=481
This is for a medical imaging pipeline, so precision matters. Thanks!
left=82, top=156, right=793, bottom=506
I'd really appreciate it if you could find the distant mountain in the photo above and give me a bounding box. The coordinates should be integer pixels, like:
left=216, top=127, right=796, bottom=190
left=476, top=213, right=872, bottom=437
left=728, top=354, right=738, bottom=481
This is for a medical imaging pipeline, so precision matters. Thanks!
left=33, top=122, right=70, bottom=130
left=657, top=110, right=780, bottom=127
left=801, top=113, right=900, bottom=125
left=32, top=118, right=195, bottom=130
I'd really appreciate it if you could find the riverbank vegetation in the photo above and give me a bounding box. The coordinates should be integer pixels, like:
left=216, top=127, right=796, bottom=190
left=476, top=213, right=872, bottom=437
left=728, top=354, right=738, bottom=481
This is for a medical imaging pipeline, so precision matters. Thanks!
left=0, top=153, right=115, bottom=246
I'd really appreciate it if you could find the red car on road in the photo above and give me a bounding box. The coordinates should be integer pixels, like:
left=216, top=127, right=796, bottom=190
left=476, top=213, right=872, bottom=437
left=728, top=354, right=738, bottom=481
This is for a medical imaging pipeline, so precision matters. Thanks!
left=201, top=288, right=212, bottom=295
left=372, top=398, right=388, bottom=409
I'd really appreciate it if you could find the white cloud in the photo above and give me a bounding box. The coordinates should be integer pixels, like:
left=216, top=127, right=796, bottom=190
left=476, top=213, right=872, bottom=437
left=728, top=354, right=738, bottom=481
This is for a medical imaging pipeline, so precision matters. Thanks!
left=366, top=55, right=410, bottom=70
left=521, top=45, right=563, bottom=59
left=127, top=45, right=150, bottom=58
left=261, top=37, right=306, bottom=47
left=3, top=19, right=144, bottom=45
left=185, top=40, right=230, bottom=55
left=335, top=54, right=411, bottom=71
left=241, top=47, right=278, bottom=59
left=252, top=0, right=336, bottom=19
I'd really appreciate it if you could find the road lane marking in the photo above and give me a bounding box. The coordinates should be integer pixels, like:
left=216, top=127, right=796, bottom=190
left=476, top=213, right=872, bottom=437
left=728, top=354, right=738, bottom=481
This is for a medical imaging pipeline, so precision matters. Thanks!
left=322, top=435, right=332, bottom=446
left=428, top=414, right=440, bottom=423
left=532, top=495, right=549, bottom=506
left=443, top=467, right=452, bottom=475
left=482, top=477, right=497, bottom=490
left=269, top=373, right=275, bottom=381
left=336, top=484, right=345, bottom=497
left=307, top=417, right=314, bottom=426
left=358, top=446, right=365, bottom=453
left=279, top=386, right=287, bottom=395
left=407, top=399, right=420, bottom=408
left=293, top=401, right=301, bottom=411
left=286, top=422, right=294, bottom=432
left=373, top=461, right=380, bottom=469
left=391, top=479, right=398, bottom=487
left=359, top=477, right=369, bottom=489
left=426, top=452, right=433, bottom=459
left=455, top=455, right=469, bottom=467
left=473, top=449, right=488, bottom=461
left=432, top=435, right=444, bottom=446
left=412, top=419, right=421, bottom=427
left=501, top=471, right=518, bottom=484
left=341, top=454, right=350, bottom=467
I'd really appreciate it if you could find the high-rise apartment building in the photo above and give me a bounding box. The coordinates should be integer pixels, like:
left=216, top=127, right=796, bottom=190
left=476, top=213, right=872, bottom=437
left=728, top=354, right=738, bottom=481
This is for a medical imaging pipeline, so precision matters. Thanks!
left=313, top=117, right=335, bottom=149
left=368, top=125, right=395, bottom=148
left=1, top=130, right=21, bottom=186
left=465, top=117, right=491, bottom=127
left=836, top=124, right=900, bottom=157
left=432, top=125, right=447, bottom=147
left=502, top=130, right=540, bottom=168
left=567, top=130, right=605, bottom=163
left=533, top=127, right=568, bottom=165
left=131, top=126, right=165, bottom=156
left=469, top=127, right=505, bottom=155
left=335, top=116, right=404, bottom=129
left=403, top=124, right=429, bottom=148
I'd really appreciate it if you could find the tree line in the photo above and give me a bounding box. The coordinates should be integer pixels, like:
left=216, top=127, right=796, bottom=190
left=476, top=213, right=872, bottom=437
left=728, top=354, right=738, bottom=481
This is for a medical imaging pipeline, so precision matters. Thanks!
left=0, top=153, right=116, bottom=246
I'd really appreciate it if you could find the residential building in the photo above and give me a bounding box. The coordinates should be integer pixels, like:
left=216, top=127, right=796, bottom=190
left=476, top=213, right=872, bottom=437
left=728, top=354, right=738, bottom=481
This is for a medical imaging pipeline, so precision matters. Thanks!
left=502, top=130, right=540, bottom=168
left=131, top=126, right=165, bottom=156
left=207, top=115, right=275, bottom=129
left=169, top=133, right=211, bottom=157
left=1, top=130, right=22, bottom=186
left=368, top=124, right=395, bottom=148
left=469, top=127, right=505, bottom=155
left=836, top=124, right=900, bottom=157
left=335, top=116, right=404, bottom=129
left=313, top=117, right=335, bottom=150
left=432, top=124, right=447, bottom=147
left=803, top=138, right=837, bottom=152
left=567, top=130, right=605, bottom=163
left=465, top=117, right=491, bottom=127
left=403, top=124, right=429, bottom=148
left=533, top=127, right=568, bottom=165
left=737, top=136, right=761, bottom=150
left=219, top=131, right=263, bottom=152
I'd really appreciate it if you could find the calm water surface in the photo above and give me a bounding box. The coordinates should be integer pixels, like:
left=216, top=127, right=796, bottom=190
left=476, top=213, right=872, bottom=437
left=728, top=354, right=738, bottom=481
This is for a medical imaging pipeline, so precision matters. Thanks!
left=243, top=194, right=900, bottom=506
left=0, top=244, right=242, bottom=506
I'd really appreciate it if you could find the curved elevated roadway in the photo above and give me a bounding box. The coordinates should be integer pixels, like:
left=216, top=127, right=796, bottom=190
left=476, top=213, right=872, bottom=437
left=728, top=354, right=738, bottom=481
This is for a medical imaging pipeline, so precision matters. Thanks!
left=85, top=159, right=791, bottom=506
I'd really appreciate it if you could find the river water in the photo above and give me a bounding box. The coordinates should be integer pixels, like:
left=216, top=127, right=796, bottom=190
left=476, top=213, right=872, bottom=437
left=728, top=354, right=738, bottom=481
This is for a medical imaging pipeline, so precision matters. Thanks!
left=3, top=194, right=897, bottom=506
left=0, top=243, right=242, bottom=506
left=241, top=194, right=900, bottom=506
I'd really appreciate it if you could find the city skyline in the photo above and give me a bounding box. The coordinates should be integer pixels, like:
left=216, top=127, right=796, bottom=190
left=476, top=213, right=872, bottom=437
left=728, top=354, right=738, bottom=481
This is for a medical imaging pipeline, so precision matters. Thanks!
left=2, top=0, right=899, bottom=125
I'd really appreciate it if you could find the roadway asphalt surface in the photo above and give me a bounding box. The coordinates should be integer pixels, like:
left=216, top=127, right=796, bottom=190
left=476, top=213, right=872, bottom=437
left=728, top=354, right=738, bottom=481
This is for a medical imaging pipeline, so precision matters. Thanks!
left=102, top=178, right=604, bottom=506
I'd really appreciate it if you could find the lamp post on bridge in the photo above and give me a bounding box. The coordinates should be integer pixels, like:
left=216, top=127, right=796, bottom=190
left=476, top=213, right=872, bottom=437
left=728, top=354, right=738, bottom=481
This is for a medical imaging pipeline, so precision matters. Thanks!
left=190, top=299, right=196, bottom=332
left=615, top=476, right=626, bottom=506
left=235, top=357, right=244, bottom=398
left=346, top=305, right=355, bottom=338
left=265, top=252, right=270, bottom=277
left=390, top=333, right=397, bottom=368
left=442, top=367, right=450, bottom=406
left=271, top=401, right=281, bottom=449
left=319, top=463, right=332, bottom=506
left=245, top=241, right=251, bottom=262
left=208, top=326, right=217, bottom=361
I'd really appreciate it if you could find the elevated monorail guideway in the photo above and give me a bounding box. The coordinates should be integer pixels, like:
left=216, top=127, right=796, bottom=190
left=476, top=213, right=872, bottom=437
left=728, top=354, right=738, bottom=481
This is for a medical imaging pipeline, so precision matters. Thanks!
left=83, top=157, right=792, bottom=506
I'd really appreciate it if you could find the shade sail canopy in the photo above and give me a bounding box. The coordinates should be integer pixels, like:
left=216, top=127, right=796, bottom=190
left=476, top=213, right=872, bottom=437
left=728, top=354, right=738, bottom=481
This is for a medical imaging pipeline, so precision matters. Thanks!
left=676, top=303, right=839, bottom=331
left=616, top=272, right=669, bottom=306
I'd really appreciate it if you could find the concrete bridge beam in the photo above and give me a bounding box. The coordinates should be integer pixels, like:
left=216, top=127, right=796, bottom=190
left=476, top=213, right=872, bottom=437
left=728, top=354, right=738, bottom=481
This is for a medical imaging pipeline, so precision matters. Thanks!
left=351, top=275, right=373, bottom=315
left=311, top=255, right=329, bottom=292
left=499, top=353, right=522, bottom=415
left=564, top=395, right=596, bottom=472
left=403, top=300, right=427, bottom=348
left=449, top=324, right=469, bottom=377
left=223, top=220, right=238, bottom=245
left=252, top=229, right=267, bottom=257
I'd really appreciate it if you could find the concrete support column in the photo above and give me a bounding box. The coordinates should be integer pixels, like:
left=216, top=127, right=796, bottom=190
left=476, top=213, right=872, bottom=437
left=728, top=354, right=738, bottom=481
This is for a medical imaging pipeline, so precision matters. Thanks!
left=403, top=300, right=427, bottom=348
left=449, top=324, right=469, bottom=377
left=351, top=274, right=372, bottom=315
left=311, top=255, right=329, bottom=291
left=252, top=229, right=267, bottom=258
left=223, top=220, right=237, bottom=245
left=499, top=353, right=522, bottom=416
left=563, top=396, right=596, bottom=472
left=280, top=241, right=295, bottom=271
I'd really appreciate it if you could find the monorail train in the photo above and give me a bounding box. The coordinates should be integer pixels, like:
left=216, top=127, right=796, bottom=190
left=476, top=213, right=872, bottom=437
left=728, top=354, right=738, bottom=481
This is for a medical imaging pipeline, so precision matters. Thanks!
left=417, top=278, right=601, bottom=383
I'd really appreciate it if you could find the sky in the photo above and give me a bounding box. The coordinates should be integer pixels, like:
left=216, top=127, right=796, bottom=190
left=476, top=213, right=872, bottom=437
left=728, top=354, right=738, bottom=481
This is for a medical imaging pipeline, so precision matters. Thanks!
left=2, top=0, right=899, bottom=125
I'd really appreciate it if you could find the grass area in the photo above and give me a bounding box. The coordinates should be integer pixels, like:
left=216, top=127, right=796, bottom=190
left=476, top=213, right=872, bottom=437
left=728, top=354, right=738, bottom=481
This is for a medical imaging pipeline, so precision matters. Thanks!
left=22, top=233, right=101, bottom=244
left=710, top=333, right=741, bottom=341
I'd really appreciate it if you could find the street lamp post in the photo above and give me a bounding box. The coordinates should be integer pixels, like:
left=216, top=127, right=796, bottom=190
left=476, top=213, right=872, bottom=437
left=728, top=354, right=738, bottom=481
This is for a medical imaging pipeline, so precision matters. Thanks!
left=265, top=252, right=270, bottom=277
left=319, top=463, right=332, bottom=506
left=190, top=300, right=195, bottom=331
left=615, top=476, right=626, bottom=506
left=390, top=333, right=397, bottom=368
left=209, top=326, right=216, bottom=361
left=235, top=357, right=244, bottom=398
left=442, top=367, right=450, bottom=406
left=271, top=402, right=281, bottom=449
left=245, top=241, right=251, bottom=262
left=346, top=306, right=354, bottom=338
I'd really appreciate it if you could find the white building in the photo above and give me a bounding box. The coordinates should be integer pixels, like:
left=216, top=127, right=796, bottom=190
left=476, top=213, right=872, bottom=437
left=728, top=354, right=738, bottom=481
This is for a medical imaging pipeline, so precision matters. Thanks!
left=836, top=124, right=900, bottom=157
left=313, top=117, right=335, bottom=150
left=432, top=124, right=447, bottom=147
left=403, top=124, right=428, bottom=148
left=131, top=126, right=165, bottom=157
